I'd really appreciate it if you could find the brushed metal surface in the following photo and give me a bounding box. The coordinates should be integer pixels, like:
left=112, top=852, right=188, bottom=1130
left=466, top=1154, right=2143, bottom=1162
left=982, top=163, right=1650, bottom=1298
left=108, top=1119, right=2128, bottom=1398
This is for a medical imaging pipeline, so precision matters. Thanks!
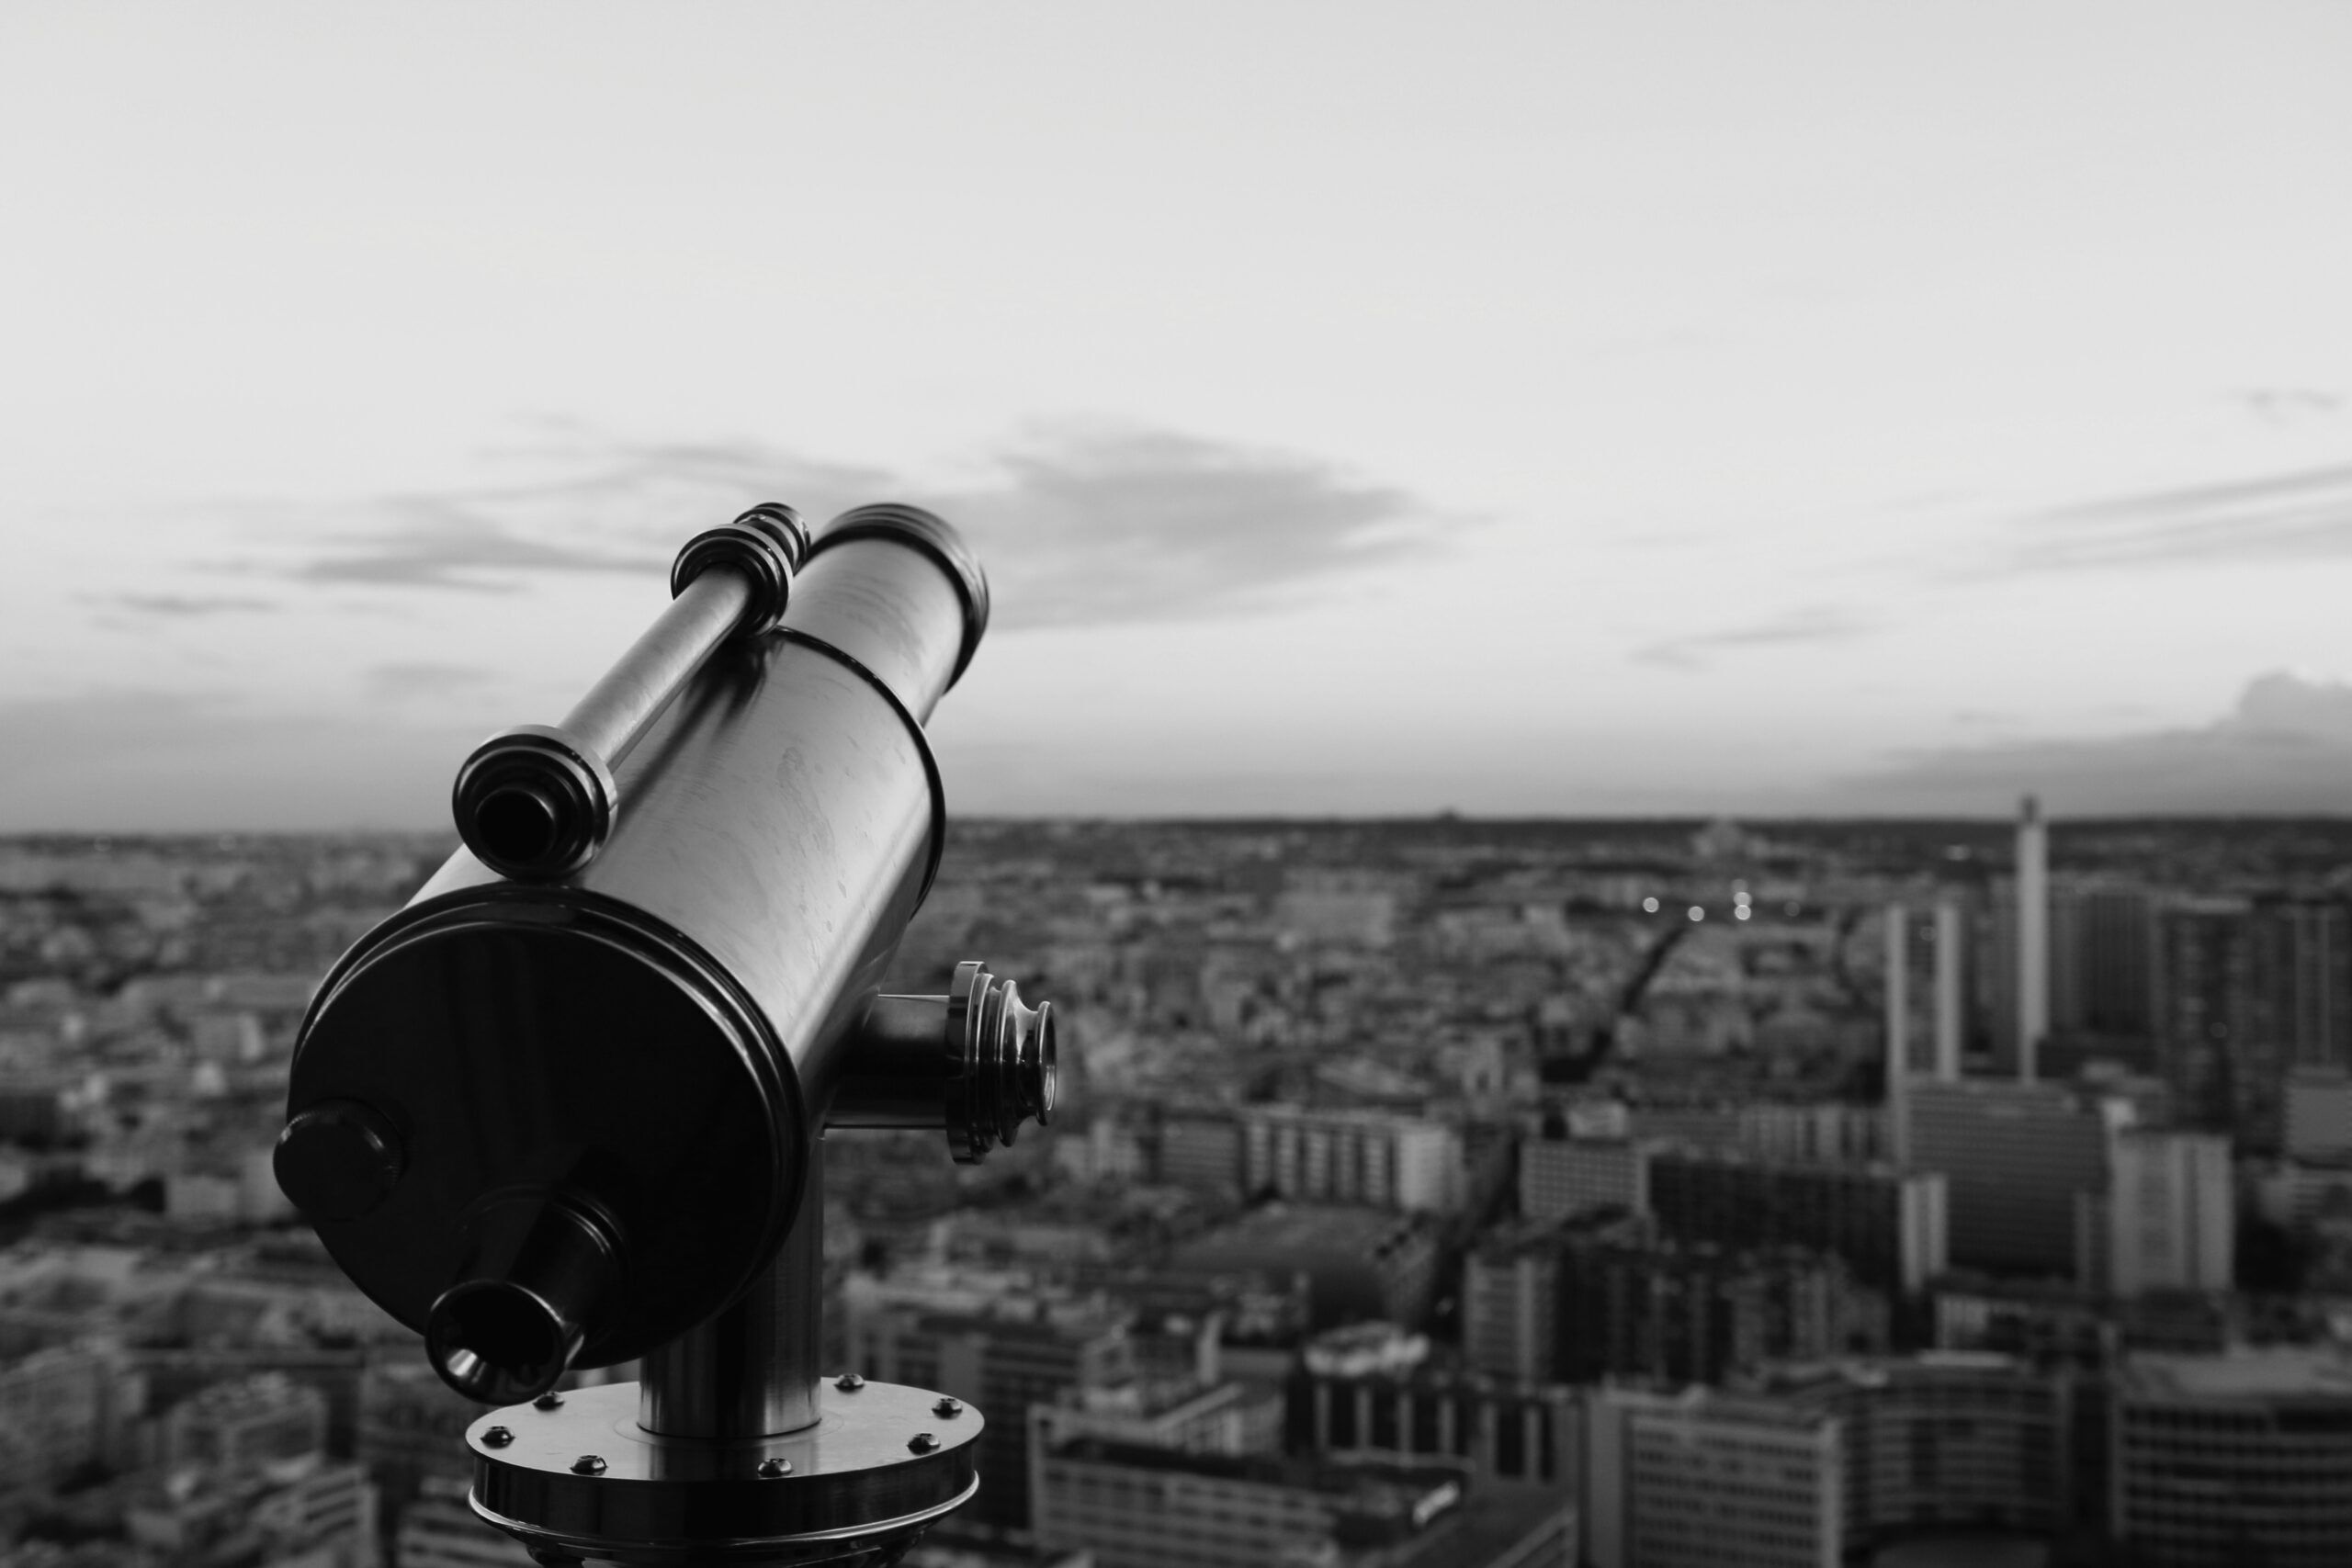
left=469, top=1379, right=981, bottom=1560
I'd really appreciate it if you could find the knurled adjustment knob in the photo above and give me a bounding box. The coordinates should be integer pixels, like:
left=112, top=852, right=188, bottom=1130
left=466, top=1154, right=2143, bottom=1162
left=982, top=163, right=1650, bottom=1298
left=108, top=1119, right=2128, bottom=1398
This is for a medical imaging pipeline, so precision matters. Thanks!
left=274, top=1100, right=405, bottom=1223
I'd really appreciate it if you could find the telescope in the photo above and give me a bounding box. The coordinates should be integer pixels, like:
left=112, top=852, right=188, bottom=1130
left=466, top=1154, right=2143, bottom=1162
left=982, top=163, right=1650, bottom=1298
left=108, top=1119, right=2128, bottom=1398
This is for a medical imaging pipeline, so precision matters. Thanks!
left=273, top=503, right=1057, bottom=1565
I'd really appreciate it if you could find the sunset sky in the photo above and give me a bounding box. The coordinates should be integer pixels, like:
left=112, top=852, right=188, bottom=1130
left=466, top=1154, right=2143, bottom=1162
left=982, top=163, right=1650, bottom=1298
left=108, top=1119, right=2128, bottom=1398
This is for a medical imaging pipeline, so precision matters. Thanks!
left=4, top=2, right=2350, bottom=828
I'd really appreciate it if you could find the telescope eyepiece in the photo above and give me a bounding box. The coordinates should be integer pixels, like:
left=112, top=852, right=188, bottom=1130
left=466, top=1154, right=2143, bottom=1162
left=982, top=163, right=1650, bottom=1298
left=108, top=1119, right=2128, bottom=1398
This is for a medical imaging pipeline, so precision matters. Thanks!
left=425, top=1194, right=622, bottom=1404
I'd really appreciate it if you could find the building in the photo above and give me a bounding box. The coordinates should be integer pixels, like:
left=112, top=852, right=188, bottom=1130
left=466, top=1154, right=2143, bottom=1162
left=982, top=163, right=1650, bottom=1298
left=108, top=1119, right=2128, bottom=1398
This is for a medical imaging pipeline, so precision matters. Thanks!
left=1645, top=1147, right=1946, bottom=1292
left=1905, top=1079, right=2109, bottom=1278
left=0, top=1340, right=142, bottom=1488
left=1170, top=1204, right=1442, bottom=1330
left=1584, top=1385, right=1842, bottom=1568
left=165, top=1371, right=330, bottom=1472
left=1238, top=1105, right=1462, bottom=1213
left=2284, top=1065, right=2352, bottom=1161
left=1463, top=1224, right=1560, bottom=1382
left=1034, top=1438, right=1569, bottom=1568
left=1760, top=1353, right=2073, bottom=1550
left=1737, top=1102, right=1886, bottom=1168
left=397, top=1477, right=536, bottom=1565
left=1155, top=1111, right=1244, bottom=1197
left=2018, top=796, right=2050, bottom=1081
left=2111, top=1348, right=2352, bottom=1567
left=1519, top=1136, right=1649, bottom=1224
left=1287, top=1323, right=1576, bottom=1492
left=358, top=1357, right=489, bottom=1540
left=853, top=1297, right=1136, bottom=1535
left=2152, top=897, right=2254, bottom=1137
left=1556, top=1234, right=1887, bottom=1388
left=2086, top=1128, right=2233, bottom=1296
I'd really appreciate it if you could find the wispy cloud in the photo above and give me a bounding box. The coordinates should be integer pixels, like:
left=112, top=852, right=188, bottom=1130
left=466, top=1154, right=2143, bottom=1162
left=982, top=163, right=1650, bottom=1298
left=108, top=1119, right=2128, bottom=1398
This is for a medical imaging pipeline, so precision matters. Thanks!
left=1633, top=605, right=1873, bottom=671
left=366, top=661, right=492, bottom=699
left=202, top=425, right=1454, bottom=627
left=1834, top=671, right=2352, bottom=815
left=90, top=592, right=277, bottom=616
left=1992, top=462, right=2352, bottom=576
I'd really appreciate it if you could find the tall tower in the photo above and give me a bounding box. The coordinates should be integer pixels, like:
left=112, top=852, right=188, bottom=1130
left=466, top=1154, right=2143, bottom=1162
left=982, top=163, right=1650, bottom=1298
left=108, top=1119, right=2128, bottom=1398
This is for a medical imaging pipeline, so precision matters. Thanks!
left=2017, top=795, right=2050, bottom=1082
left=1934, top=896, right=1964, bottom=1082
left=1887, top=903, right=1911, bottom=1166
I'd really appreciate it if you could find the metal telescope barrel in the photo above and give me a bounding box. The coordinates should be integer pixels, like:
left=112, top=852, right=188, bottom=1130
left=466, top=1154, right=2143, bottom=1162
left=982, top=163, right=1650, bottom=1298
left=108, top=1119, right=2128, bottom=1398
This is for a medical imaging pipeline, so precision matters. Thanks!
left=274, top=502, right=1050, bottom=1414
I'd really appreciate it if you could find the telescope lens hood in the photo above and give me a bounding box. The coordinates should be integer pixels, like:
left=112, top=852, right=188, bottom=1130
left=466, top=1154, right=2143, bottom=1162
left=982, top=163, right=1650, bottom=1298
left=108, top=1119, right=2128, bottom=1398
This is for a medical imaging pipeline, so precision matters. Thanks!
left=426, top=1193, right=621, bottom=1404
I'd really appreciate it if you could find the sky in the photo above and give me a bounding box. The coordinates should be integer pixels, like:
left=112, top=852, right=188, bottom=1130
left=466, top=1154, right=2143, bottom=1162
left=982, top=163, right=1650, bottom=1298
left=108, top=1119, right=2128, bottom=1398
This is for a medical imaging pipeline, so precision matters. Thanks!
left=3, top=1, right=2350, bottom=828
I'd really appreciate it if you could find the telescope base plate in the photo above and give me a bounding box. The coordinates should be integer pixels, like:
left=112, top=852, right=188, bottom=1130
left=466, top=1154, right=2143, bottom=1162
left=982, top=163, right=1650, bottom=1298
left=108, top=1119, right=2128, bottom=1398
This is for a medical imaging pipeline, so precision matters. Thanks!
left=467, top=1379, right=981, bottom=1566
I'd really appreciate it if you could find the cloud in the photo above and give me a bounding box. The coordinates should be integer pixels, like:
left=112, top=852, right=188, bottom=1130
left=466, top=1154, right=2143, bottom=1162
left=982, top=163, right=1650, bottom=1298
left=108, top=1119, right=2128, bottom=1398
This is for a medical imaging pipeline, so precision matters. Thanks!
left=1835, top=671, right=2352, bottom=814
left=1632, top=605, right=1873, bottom=671
left=936, top=428, right=1445, bottom=627
left=209, top=425, right=1451, bottom=627
left=366, top=662, right=492, bottom=699
left=91, top=593, right=277, bottom=616
left=1994, top=463, right=2352, bottom=577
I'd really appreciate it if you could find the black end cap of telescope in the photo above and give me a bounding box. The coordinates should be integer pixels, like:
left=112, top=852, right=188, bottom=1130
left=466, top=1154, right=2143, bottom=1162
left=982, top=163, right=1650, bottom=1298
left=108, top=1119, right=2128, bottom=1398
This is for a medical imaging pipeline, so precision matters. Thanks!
left=810, top=503, right=990, bottom=688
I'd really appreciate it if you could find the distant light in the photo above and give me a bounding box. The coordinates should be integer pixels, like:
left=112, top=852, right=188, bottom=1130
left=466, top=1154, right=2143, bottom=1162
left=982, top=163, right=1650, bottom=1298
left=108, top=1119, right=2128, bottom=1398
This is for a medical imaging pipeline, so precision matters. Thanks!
left=1688, top=906, right=1705, bottom=922
left=1735, top=907, right=1751, bottom=920
left=1642, top=897, right=1660, bottom=913
left=1733, top=890, right=1751, bottom=905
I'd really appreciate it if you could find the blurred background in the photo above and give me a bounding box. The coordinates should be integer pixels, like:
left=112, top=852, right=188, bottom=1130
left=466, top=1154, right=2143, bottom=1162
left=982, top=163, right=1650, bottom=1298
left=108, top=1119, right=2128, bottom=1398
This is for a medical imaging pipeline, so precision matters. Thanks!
left=2, top=6, right=2350, bottom=1568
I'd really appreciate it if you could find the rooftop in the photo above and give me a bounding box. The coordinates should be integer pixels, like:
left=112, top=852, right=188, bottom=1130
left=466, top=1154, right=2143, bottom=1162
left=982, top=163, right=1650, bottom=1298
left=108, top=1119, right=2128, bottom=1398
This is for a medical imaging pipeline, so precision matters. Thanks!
left=2120, top=1348, right=2352, bottom=1403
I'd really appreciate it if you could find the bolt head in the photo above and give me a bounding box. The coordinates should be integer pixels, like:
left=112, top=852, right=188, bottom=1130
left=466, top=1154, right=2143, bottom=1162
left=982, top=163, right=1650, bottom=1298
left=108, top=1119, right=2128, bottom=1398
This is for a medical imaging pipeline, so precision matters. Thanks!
left=933, top=1397, right=963, bottom=1418
left=534, top=1392, right=565, bottom=1410
left=570, top=1454, right=606, bottom=1475
left=756, top=1457, right=792, bottom=1478
left=481, top=1426, right=514, bottom=1449
left=835, top=1372, right=865, bottom=1392
left=908, top=1432, right=940, bottom=1454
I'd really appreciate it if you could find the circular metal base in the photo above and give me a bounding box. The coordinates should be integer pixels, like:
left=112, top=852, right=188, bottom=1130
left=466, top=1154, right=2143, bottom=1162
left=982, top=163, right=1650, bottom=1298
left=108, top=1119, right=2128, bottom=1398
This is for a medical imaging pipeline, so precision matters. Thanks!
left=467, top=1380, right=982, bottom=1566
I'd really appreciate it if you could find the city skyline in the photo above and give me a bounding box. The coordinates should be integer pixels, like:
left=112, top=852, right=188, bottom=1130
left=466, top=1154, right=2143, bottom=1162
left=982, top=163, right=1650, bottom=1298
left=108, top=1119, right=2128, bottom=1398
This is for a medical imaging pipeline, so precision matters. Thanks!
left=4, top=3, right=2351, bottom=827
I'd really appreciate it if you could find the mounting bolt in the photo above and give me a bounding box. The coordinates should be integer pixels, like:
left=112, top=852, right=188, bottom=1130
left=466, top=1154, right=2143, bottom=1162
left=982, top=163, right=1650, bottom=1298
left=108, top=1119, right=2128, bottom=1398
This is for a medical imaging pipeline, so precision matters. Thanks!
left=534, top=1392, right=565, bottom=1410
left=481, top=1426, right=514, bottom=1449
left=933, top=1397, right=963, bottom=1418
left=909, top=1432, right=940, bottom=1453
left=835, top=1372, right=865, bottom=1392
left=757, top=1457, right=792, bottom=1479
left=571, top=1454, right=607, bottom=1475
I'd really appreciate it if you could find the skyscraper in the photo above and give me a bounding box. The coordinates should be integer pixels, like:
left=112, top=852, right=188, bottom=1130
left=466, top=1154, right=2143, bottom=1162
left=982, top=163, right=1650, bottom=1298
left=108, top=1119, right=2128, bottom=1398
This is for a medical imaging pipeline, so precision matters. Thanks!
left=2018, top=795, right=2050, bottom=1082
left=1906, top=1079, right=2109, bottom=1278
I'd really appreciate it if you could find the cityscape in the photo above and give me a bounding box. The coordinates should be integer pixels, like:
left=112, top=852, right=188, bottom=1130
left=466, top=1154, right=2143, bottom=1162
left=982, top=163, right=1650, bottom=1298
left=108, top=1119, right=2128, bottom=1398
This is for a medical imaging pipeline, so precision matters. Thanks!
left=3, top=808, right=2349, bottom=1567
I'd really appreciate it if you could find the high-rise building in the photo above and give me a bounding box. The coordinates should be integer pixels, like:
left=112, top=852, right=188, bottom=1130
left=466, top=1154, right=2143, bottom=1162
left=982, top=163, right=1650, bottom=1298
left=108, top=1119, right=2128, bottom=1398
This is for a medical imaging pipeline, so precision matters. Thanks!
left=2111, top=1349, right=2352, bottom=1566
left=2152, top=897, right=2254, bottom=1136
left=1520, top=1134, right=1651, bottom=1223
left=1463, top=1224, right=1560, bottom=1382
left=1761, top=1353, right=2074, bottom=1549
left=1585, top=1385, right=1843, bottom=1568
left=1555, top=1235, right=1888, bottom=1386
left=2018, top=795, right=2050, bottom=1081
left=1646, top=1147, right=1947, bottom=1292
left=1905, top=1079, right=2109, bottom=1278
left=2084, top=1129, right=2234, bottom=1297
left=2284, top=1065, right=2352, bottom=1162
left=1238, top=1105, right=1462, bottom=1213
left=2049, top=882, right=2155, bottom=1066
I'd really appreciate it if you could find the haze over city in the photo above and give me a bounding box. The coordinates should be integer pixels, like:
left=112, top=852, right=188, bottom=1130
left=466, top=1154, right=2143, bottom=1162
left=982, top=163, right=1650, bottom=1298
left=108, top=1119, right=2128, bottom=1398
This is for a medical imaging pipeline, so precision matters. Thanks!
left=5, top=2, right=2351, bottom=828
